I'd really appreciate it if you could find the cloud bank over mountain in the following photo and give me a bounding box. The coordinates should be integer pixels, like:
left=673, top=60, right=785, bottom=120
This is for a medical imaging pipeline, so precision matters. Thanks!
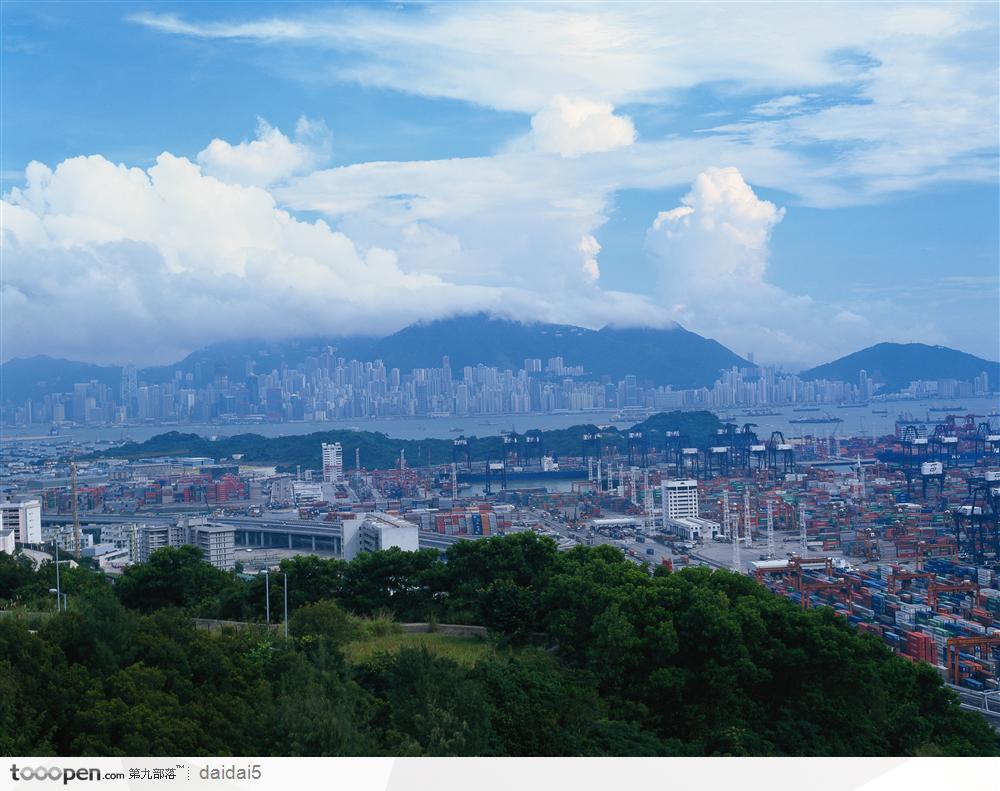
left=2, top=3, right=996, bottom=365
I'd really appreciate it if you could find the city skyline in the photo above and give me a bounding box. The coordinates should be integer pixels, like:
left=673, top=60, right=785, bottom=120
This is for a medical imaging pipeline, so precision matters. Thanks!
left=9, top=345, right=993, bottom=430
left=2, top=1, right=998, bottom=369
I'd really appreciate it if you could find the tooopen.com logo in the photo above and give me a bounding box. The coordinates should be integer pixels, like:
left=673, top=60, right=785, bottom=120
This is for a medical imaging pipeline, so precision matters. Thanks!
left=9, top=765, right=114, bottom=784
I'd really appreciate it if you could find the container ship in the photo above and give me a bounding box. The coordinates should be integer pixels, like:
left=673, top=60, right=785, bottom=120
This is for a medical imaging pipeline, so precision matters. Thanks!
left=790, top=413, right=843, bottom=424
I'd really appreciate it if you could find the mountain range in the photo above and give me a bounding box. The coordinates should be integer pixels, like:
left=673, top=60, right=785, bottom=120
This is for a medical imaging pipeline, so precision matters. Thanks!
left=799, top=342, right=999, bottom=393
left=2, top=316, right=996, bottom=403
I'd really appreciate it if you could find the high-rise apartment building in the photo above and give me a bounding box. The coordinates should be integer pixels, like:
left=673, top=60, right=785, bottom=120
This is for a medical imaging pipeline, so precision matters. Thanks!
left=0, top=498, right=42, bottom=545
left=322, top=442, right=344, bottom=483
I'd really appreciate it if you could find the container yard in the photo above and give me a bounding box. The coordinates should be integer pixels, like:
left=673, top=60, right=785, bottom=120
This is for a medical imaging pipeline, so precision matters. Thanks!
left=6, top=409, right=1000, bottom=711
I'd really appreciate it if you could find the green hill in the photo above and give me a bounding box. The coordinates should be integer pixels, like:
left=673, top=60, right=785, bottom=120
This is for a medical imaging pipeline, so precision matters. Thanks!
left=88, top=411, right=722, bottom=470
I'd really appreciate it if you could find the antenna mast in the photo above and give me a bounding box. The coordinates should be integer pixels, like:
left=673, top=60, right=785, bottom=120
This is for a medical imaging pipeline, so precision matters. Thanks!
left=799, top=502, right=808, bottom=555
left=743, top=488, right=753, bottom=546
left=766, top=500, right=776, bottom=559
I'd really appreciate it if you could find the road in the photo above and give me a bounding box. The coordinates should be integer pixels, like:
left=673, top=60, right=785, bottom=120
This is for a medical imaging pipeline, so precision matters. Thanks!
left=949, top=685, right=1000, bottom=732
left=524, top=510, right=679, bottom=569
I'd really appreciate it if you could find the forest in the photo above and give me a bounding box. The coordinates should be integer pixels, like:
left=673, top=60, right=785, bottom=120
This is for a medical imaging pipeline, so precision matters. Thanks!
left=1, top=534, right=997, bottom=757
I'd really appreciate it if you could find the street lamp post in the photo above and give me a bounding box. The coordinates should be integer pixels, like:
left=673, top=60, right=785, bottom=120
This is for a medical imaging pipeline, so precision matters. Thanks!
left=264, top=570, right=270, bottom=623
left=54, top=539, right=62, bottom=612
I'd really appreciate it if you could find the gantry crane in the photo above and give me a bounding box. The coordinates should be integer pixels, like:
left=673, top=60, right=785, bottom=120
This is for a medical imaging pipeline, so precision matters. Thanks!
left=928, top=579, right=980, bottom=610
left=886, top=570, right=935, bottom=595
left=945, top=635, right=1000, bottom=686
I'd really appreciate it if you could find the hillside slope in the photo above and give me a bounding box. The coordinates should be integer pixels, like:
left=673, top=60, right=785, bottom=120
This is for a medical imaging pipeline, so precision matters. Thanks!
left=800, top=343, right=998, bottom=393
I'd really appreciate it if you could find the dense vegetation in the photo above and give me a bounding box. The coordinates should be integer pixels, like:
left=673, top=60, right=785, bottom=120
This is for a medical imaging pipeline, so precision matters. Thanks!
left=1, top=536, right=996, bottom=757
left=88, top=410, right=722, bottom=471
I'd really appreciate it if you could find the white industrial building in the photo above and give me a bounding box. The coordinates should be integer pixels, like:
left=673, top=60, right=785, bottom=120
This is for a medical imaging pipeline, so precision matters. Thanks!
left=662, top=480, right=699, bottom=520
left=0, top=528, right=15, bottom=555
left=342, top=512, right=419, bottom=561
left=322, top=442, right=344, bottom=483
left=664, top=516, right=721, bottom=542
left=292, top=481, right=325, bottom=505
left=0, top=498, right=42, bottom=545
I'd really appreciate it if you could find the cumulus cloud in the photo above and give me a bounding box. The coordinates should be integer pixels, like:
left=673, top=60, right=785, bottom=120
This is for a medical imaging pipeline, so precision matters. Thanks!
left=196, top=116, right=331, bottom=187
left=528, top=96, right=636, bottom=157
left=651, top=166, right=784, bottom=282
left=647, top=167, right=863, bottom=363
left=578, top=234, right=601, bottom=283
left=0, top=141, right=669, bottom=364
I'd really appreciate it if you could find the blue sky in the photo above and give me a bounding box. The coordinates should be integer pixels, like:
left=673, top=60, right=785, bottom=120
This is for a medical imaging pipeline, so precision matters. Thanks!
left=2, top=1, right=997, bottom=367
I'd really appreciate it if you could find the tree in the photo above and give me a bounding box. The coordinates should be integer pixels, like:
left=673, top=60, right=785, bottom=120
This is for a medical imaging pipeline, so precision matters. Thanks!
left=116, top=546, right=240, bottom=615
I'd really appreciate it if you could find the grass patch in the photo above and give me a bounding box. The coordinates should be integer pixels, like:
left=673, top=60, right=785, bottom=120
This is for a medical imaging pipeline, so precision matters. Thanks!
left=342, top=631, right=494, bottom=667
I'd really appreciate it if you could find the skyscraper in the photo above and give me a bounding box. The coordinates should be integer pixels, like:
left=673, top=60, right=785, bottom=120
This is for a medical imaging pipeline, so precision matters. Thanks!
left=120, top=363, right=138, bottom=418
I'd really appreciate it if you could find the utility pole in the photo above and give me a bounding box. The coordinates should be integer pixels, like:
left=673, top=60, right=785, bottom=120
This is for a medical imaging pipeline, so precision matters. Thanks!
left=283, top=573, right=289, bottom=640
left=766, top=500, right=776, bottom=559
left=54, top=536, right=62, bottom=611
left=857, top=455, right=866, bottom=506
left=264, top=571, right=270, bottom=623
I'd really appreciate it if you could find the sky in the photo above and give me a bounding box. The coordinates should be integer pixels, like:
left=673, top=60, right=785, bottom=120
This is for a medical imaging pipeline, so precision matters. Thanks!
left=1, top=1, right=997, bottom=369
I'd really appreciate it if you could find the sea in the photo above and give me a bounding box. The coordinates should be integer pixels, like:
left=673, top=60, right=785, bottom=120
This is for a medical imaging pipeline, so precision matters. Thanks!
left=3, top=396, right=999, bottom=448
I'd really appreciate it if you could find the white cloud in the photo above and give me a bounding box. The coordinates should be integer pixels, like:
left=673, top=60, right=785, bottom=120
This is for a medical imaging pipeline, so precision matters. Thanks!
left=196, top=116, right=331, bottom=187
left=0, top=144, right=668, bottom=364
left=131, top=3, right=997, bottom=202
left=578, top=234, right=602, bottom=283
left=750, top=95, right=807, bottom=117
left=644, top=167, right=924, bottom=364
left=527, top=96, right=636, bottom=157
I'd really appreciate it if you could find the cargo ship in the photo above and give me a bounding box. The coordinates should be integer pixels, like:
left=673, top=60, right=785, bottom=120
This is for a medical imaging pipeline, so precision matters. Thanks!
left=743, top=408, right=783, bottom=416
left=928, top=406, right=965, bottom=412
left=789, top=413, right=843, bottom=424
left=792, top=406, right=821, bottom=412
